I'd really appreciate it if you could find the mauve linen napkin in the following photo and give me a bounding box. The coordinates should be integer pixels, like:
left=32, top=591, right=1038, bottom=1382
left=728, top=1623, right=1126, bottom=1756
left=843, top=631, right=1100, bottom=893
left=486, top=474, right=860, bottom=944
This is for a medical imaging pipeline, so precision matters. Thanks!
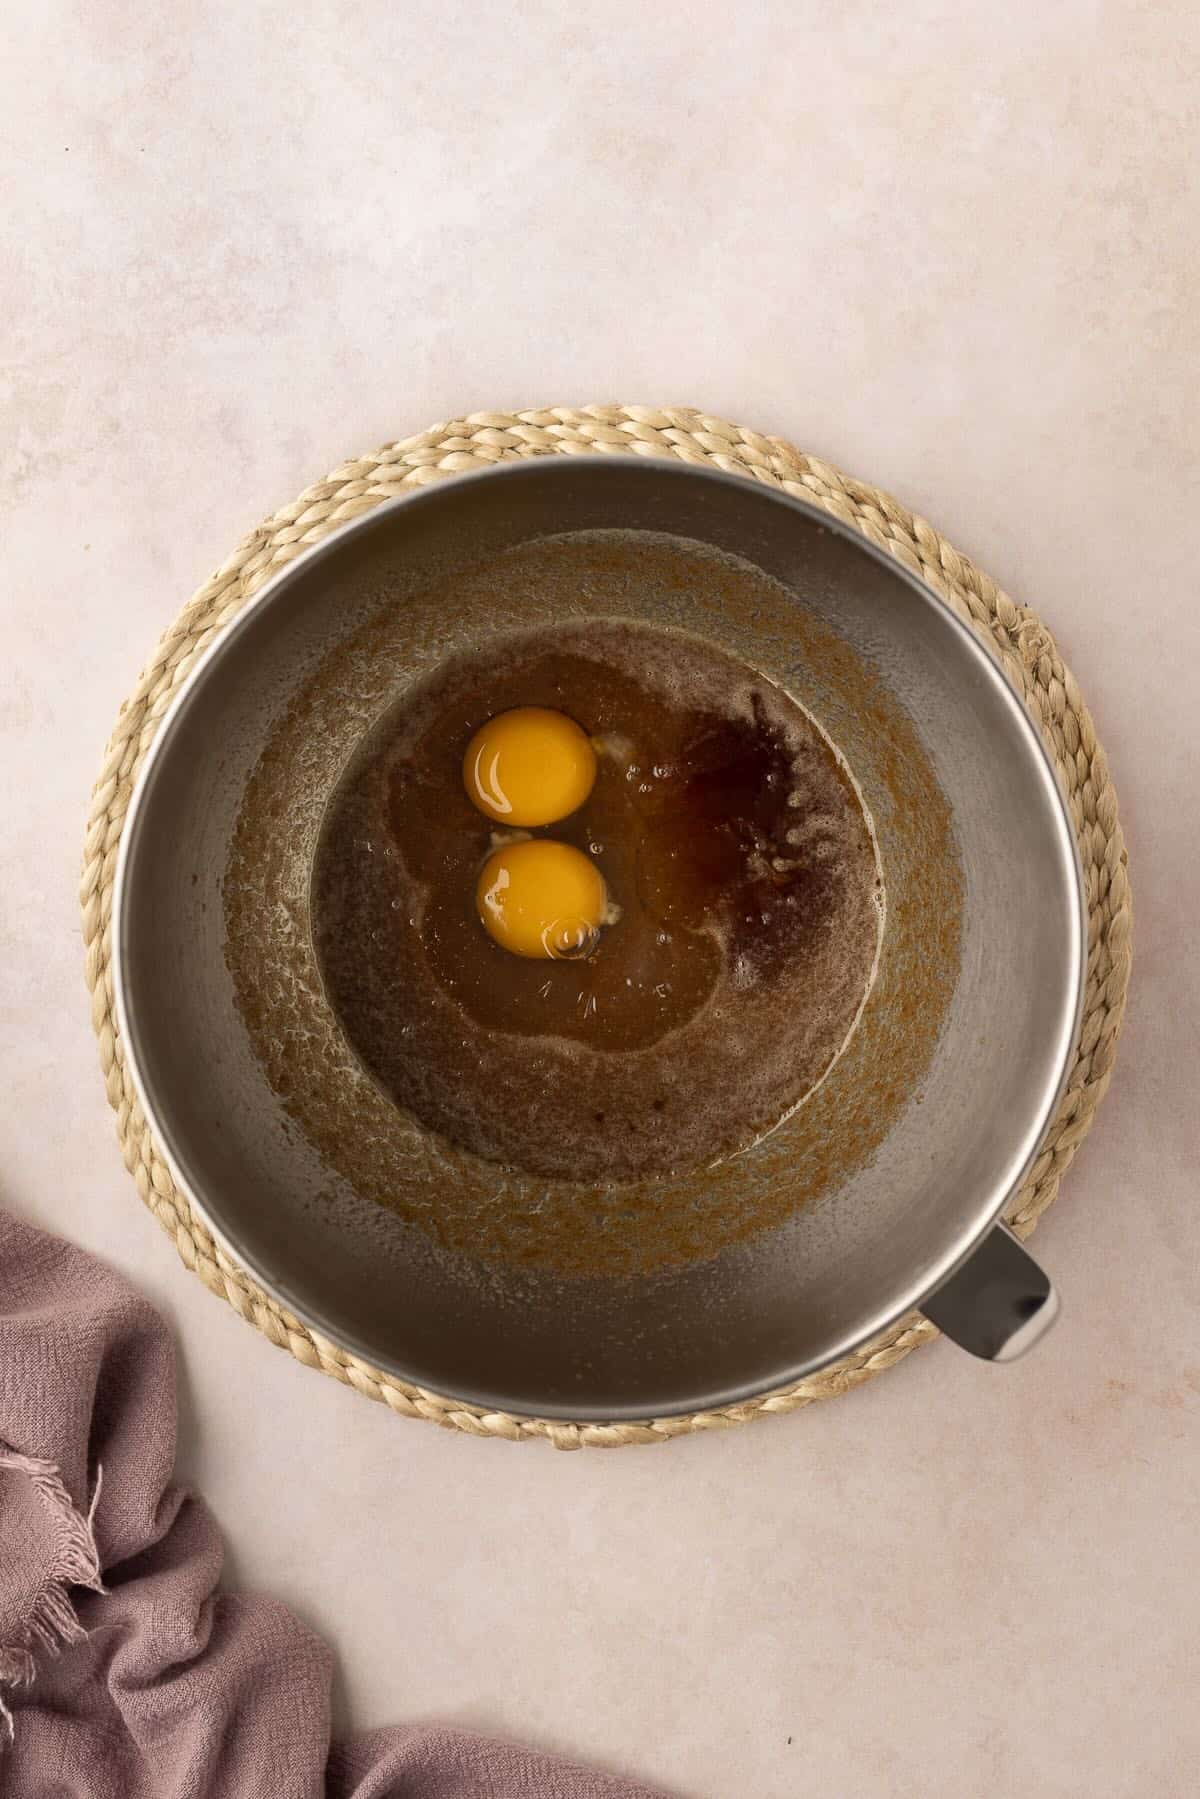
left=0, top=1211, right=668, bottom=1798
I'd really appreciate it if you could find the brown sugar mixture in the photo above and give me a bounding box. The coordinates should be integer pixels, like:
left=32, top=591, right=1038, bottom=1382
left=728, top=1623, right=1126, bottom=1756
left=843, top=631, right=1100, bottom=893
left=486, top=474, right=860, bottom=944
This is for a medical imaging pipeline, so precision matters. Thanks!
left=225, top=530, right=962, bottom=1279
left=311, top=620, right=883, bottom=1180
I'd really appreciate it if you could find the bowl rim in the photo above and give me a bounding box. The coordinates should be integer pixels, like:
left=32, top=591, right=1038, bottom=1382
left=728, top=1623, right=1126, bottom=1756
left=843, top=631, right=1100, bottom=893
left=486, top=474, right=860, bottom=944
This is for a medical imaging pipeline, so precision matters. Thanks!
left=111, top=456, right=1086, bottom=1420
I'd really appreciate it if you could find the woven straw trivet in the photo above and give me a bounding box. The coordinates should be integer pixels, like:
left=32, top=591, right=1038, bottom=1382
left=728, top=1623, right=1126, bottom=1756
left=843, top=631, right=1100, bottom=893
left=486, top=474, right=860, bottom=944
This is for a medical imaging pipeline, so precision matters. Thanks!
left=81, top=407, right=1131, bottom=1449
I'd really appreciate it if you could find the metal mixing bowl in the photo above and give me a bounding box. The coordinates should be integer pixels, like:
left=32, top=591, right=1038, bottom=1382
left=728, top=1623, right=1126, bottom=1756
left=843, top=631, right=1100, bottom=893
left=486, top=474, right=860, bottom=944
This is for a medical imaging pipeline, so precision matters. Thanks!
left=113, top=459, right=1083, bottom=1418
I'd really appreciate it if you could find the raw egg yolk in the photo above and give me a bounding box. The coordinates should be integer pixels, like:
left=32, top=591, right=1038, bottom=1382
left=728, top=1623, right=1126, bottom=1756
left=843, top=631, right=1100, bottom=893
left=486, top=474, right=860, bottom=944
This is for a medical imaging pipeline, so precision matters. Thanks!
left=476, top=839, right=606, bottom=960
left=464, top=707, right=596, bottom=827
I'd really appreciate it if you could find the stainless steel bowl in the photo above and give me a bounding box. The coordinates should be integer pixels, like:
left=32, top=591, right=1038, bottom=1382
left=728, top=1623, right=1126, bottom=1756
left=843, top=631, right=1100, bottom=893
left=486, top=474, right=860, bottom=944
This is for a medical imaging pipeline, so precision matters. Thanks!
left=114, top=459, right=1083, bottom=1418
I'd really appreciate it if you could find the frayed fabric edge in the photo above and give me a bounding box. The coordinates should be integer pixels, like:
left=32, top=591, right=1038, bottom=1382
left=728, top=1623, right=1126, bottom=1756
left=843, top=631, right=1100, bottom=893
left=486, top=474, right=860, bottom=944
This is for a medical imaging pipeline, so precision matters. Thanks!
left=0, top=1448, right=104, bottom=1749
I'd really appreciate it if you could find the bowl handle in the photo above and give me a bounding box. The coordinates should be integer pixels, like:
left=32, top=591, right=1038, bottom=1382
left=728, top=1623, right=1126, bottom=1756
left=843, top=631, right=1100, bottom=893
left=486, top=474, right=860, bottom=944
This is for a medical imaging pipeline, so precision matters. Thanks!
left=919, top=1222, right=1059, bottom=1361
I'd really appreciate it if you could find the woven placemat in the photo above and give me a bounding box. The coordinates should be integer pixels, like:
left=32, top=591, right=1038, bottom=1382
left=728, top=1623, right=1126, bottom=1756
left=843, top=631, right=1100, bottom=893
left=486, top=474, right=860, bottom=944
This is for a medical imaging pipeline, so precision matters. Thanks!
left=81, top=407, right=1132, bottom=1448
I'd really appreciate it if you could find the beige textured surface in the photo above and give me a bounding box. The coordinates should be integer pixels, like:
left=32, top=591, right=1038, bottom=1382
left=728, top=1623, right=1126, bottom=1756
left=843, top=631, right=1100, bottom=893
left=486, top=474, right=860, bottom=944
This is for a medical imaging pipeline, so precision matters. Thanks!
left=4, top=6, right=1199, bottom=1795
left=81, top=410, right=1128, bottom=1445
